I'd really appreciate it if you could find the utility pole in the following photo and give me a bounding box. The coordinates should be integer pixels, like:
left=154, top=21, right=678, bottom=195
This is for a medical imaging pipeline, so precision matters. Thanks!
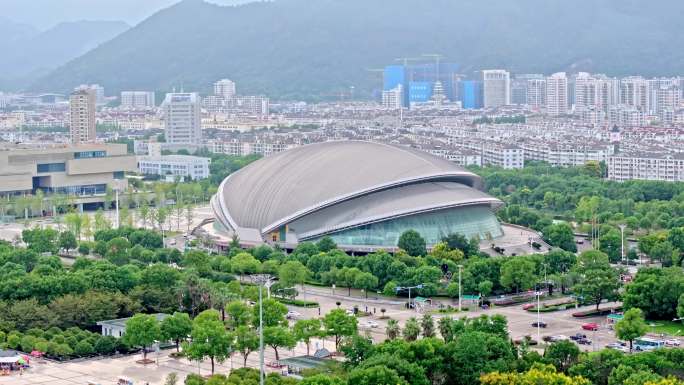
left=619, top=224, right=626, bottom=263
left=252, top=274, right=274, bottom=385
left=458, top=265, right=463, bottom=312
left=115, top=188, right=120, bottom=229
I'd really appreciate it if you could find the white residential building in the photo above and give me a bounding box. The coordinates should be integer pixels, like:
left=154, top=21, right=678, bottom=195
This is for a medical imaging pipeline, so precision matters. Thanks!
left=137, top=155, right=211, bottom=181
left=214, top=79, right=237, bottom=100
left=527, top=78, right=546, bottom=107
left=162, top=93, right=202, bottom=145
left=546, top=72, right=568, bottom=116
left=482, top=70, right=510, bottom=108
left=620, top=76, right=650, bottom=112
left=608, top=153, right=684, bottom=182
left=382, top=85, right=403, bottom=109
left=121, top=91, right=156, bottom=108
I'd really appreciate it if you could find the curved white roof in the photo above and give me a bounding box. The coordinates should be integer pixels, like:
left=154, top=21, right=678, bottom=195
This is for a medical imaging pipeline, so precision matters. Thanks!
left=214, top=141, right=495, bottom=235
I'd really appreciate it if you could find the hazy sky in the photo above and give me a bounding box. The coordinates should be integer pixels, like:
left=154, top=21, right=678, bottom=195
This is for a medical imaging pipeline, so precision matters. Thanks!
left=3, top=0, right=251, bottom=29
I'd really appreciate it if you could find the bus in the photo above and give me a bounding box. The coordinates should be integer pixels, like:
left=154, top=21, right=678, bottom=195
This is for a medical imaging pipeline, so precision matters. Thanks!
left=634, top=337, right=665, bottom=351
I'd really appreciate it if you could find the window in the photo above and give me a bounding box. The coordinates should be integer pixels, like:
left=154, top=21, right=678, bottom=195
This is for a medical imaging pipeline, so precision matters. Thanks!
left=37, top=163, right=66, bottom=173
left=74, top=151, right=106, bottom=159
left=113, top=171, right=124, bottom=180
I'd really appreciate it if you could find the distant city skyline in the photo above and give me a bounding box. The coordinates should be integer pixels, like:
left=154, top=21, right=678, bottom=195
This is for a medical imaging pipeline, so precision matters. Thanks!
left=2, top=0, right=253, bottom=29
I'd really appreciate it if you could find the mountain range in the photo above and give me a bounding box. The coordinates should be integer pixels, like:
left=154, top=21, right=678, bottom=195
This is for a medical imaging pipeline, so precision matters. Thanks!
left=0, top=18, right=129, bottom=90
left=11, top=0, right=684, bottom=100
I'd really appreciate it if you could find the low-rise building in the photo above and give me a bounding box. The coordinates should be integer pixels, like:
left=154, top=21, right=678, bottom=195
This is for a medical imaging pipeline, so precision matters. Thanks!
left=0, top=143, right=136, bottom=207
left=137, top=155, right=211, bottom=181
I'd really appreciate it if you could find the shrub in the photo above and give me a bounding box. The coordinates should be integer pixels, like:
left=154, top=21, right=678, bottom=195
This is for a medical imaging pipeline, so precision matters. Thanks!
left=275, top=298, right=319, bottom=308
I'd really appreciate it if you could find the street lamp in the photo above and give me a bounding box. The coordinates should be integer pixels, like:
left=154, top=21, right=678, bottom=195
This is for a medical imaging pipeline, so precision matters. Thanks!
left=252, top=274, right=275, bottom=385
left=619, top=224, right=626, bottom=264
left=395, top=284, right=424, bottom=312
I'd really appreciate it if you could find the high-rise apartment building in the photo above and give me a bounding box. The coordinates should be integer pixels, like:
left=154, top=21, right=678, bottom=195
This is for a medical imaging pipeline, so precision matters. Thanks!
left=69, top=88, right=97, bottom=144
left=163, top=93, right=202, bottom=145
left=482, top=70, right=510, bottom=108
left=526, top=78, right=546, bottom=107
left=511, top=74, right=543, bottom=105
left=214, top=79, right=237, bottom=100
left=545, top=72, right=568, bottom=116
left=620, top=76, right=650, bottom=112
left=382, top=85, right=403, bottom=109
left=121, top=91, right=156, bottom=109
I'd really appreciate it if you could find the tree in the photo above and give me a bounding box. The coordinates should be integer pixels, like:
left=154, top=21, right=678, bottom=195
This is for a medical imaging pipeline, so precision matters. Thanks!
left=544, top=341, right=580, bottom=372
left=420, top=314, right=435, bottom=338
left=544, top=222, right=577, bottom=252
left=323, top=309, right=358, bottom=350
left=22, top=227, right=58, bottom=253
left=599, top=229, right=623, bottom=263
left=500, top=258, right=537, bottom=293
left=403, top=317, right=420, bottom=341
left=184, top=309, right=233, bottom=375
left=160, top=312, right=192, bottom=352
left=442, top=233, right=479, bottom=256
left=231, top=252, right=261, bottom=280
left=614, top=308, right=648, bottom=352
left=348, top=365, right=408, bottom=385
left=226, top=301, right=252, bottom=328
left=397, top=230, right=427, bottom=257
left=234, top=325, right=259, bottom=367
left=165, top=373, right=178, bottom=385
left=678, top=293, right=684, bottom=321
left=293, top=318, right=321, bottom=355
left=278, top=261, right=310, bottom=292
left=353, top=272, right=378, bottom=298
left=573, top=251, right=620, bottom=310
left=263, top=326, right=296, bottom=361
left=59, top=231, right=77, bottom=253
left=316, top=236, right=337, bottom=252
left=478, top=280, right=494, bottom=297
left=386, top=319, right=400, bottom=340
left=64, top=213, right=83, bottom=240
left=430, top=242, right=464, bottom=262
left=481, top=364, right=589, bottom=385
left=123, top=314, right=161, bottom=362
left=185, top=204, right=195, bottom=234
left=254, top=298, right=288, bottom=327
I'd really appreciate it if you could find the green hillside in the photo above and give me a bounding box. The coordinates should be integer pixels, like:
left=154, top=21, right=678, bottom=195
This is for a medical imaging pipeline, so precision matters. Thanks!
left=32, top=0, right=684, bottom=100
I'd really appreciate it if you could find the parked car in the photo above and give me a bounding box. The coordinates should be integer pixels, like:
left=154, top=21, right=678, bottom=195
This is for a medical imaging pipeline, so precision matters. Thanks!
left=582, top=322, right=599, bottom=331
left=549, top=335, right=569, bottom=342
left=577, top=338, right=592, bottom=345
left=570, top=333, right=587, bottom=341
left=665, top=339, right=681, bottom=347
left=286, top=311, right=301, bottom=320
left=531, top=321, right=548, bottom=328
left=522, top=303, right=535, bottom=310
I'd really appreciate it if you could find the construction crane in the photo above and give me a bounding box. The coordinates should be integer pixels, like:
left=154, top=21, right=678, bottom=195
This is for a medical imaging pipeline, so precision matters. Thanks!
left=421, top=53, right=444, bottom=79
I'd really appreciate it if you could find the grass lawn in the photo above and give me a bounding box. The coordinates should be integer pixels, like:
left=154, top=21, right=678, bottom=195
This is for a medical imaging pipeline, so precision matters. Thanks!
left=646, top=320, right=684, bottom=336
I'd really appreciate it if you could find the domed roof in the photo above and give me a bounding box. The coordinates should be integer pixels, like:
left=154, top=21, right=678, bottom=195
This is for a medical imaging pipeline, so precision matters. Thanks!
left=214, top=141, right=486, bottom=234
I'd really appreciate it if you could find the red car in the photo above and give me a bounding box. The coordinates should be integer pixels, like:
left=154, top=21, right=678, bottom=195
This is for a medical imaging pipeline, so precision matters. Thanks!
left=582, top=322, right=599, bottom=331
left=523, top=303, right=535, bottom=310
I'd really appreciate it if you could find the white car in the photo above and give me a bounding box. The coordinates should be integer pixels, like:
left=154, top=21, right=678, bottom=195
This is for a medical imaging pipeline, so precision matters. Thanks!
left=549, top=335, right=569, bottom=342
left=362, top=320, right=379, bottom=328
left=606, top=343, right=629, bottom=352
left=665, top=339, right=681, bottom=347
left=286, top=311, right=301, bottom=320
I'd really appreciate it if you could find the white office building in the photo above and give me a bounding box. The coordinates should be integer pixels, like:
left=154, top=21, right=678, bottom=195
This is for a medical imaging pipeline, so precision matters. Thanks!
left=121, top=91, right=156, bottom=108
left=162, top=93, right=202, bottom=145
left=620, top=76, right=650, bottom=112
left=545, top=72, right=568, bottom=116
left=137, top=155, right=211, bottom=181
left=608, top=153, right=684, bottom=182
left=482, top=70, right=510, bottom=108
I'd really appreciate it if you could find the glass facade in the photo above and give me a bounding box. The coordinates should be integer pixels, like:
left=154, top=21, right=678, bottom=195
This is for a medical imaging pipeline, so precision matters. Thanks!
left=36, top=163, right=66, bottom=173
left=318, top=205, right=503, bottom=247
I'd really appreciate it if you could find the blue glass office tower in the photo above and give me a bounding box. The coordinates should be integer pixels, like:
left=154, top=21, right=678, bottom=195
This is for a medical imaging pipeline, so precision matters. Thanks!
left=460, top=81, right=483, bottom=109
